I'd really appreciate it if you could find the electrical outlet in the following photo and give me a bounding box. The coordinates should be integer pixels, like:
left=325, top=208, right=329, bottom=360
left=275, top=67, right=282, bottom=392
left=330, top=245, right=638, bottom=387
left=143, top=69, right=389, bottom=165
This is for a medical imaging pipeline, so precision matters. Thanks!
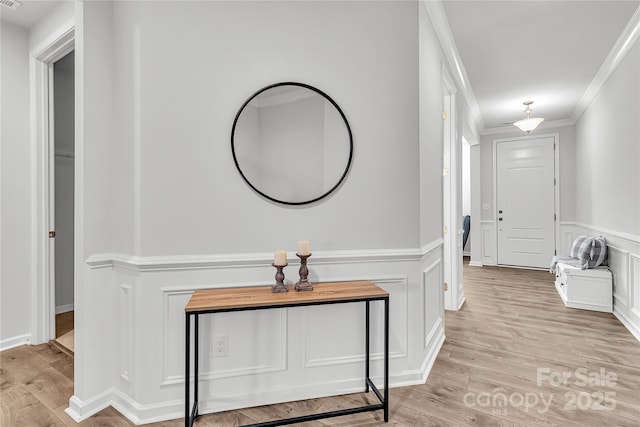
left=212, top=335, right=228, bottom=357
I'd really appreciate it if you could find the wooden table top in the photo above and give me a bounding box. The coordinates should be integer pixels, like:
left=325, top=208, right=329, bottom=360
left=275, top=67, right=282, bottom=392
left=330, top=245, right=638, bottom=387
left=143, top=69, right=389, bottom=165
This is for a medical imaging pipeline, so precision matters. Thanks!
left=185, top=280, right=388, bottom=313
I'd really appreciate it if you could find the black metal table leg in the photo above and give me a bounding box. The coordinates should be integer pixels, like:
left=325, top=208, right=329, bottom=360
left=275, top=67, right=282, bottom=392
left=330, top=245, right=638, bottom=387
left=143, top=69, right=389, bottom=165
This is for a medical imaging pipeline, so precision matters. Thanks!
left=384, top=297, right=389, bottom=422
left=365, top=300, right=370, bottom=393
left=185, top=313, right=190, bottom=427
left=194, top=314, right=199, bottom=418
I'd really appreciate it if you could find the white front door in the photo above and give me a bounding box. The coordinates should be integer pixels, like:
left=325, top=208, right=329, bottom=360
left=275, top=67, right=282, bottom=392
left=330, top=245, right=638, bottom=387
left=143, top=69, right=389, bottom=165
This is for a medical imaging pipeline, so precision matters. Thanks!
left=497, top=137, right=555, bottom=268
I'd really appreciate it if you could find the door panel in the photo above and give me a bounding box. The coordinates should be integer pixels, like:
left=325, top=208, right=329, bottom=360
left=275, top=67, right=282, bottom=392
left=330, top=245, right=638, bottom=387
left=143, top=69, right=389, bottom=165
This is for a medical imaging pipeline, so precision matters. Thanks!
left=497, top=137, right=555, bottom=268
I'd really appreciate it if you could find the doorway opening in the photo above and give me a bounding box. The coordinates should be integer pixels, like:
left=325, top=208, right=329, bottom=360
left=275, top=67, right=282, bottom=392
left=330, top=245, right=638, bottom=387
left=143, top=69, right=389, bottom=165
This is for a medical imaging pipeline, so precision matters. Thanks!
left=52, top=50, right=75, bottom=354
left=30, top=24, right=75, bottom=350
left=442, top=68, right=464, bottom=311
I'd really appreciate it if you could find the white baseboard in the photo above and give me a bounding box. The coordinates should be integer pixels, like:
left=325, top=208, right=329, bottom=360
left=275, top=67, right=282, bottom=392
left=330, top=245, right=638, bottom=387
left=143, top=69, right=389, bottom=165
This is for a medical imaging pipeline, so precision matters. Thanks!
left=457, top=294, right=466, bottom=310
left=56, top=303, right=74, bottom=314
left=65, top=391, right=112, bottom=423
left=0, top=334, right=31, bottom=352
left=468, top=261, right=483, bottom=267
left=420, top=317, right=445, bottom=384
left=614, top=307, right=640, bottom=343
left=65, top=318, right=446, bottom=425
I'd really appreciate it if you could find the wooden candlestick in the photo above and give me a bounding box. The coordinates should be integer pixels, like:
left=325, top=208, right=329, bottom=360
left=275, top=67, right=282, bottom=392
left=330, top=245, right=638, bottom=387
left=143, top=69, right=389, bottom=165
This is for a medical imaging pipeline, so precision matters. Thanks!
left=272, top=263, right=288, bottom=293
left=295, top=253, right=313, bottom=291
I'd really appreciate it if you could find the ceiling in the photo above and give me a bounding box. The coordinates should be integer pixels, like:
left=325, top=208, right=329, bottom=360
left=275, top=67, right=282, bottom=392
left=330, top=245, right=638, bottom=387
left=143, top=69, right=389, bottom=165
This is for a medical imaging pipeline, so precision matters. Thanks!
left=3, top=1, right=637, bottom=134
left=442, top=0, right=639, bottom=132
left=0, top=0, right=60, bottom=29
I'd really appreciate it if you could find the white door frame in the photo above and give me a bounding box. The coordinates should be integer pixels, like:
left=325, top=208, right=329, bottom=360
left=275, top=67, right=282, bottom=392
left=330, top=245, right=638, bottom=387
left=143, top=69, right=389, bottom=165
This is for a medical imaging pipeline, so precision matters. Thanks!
left=492, top=133, right=560, bottom=267
left=30, top=23, right=75, bottom=344
left=442, top=67, right=464, bottom=310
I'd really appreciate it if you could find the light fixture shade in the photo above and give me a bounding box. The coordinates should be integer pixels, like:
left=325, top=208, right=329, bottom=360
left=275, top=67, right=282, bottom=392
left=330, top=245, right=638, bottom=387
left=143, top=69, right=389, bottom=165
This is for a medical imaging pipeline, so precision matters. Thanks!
left=514, top=117, right=544, bottom=132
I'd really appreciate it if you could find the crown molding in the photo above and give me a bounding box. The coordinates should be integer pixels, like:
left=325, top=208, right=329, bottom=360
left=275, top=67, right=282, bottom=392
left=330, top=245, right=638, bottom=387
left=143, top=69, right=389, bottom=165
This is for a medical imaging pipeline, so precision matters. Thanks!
left=571, top=5, right=640, bottom=123
left=421, top=0, right=485, bottom=133
left=481, top=118, right=575, bottom=136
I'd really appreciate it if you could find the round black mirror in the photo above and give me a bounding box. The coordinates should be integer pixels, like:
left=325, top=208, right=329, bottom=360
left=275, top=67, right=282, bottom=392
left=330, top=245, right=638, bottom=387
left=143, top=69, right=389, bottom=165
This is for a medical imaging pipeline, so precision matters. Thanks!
left=231, top=82, right=353, bottom=205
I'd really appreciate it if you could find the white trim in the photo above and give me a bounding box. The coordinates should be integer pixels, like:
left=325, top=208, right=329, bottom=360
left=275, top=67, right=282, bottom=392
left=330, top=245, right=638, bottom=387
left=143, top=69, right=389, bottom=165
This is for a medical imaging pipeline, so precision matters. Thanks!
left=468, top=261, right=483, bottom=267
left=65, top=391, right=112, bottom=423
left=566, top=222, right=640, bottom=247
left=119, top=284, right=132, bottom=383
left=66, top=328, right=447, bottom=426
left=442, top=65, right=462, bottom=312
left=572, top=6, right=640, bottom=123
left=30, top=20, right=75, bottom=346
left=420, top=316, right=445, bottom=383
left=0, top=334, right=31, bottom=352
left=614, top=310, right=640, bottom=343
left=492, top=133, right=560, bottom=267
left=421, top=238, right=445, bottom=257
left=421, top=0, right=484, bottom=132
left=86, top=245, right=441, bottom=273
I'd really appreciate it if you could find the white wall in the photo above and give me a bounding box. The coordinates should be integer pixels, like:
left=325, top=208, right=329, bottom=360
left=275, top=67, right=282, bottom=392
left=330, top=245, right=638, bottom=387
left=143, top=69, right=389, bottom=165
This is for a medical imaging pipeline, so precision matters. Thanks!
left=571, top=38, right=640, bottom=340
left=461, top=139, right=471, bottom=217
left=575, top=42, right=639, bottom=236
left=67, top=1, right=447, bottom=423
left=0, top=0, right=75, bottom=350
left=126, top=1, right=421, bottom=256
left=0, top=22, right=32, bottom=350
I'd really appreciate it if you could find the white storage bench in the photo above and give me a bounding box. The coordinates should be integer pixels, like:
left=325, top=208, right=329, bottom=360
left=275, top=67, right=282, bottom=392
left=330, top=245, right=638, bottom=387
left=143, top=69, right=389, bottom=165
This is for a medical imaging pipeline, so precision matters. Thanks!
left=554, top=263, right=612, bottom=313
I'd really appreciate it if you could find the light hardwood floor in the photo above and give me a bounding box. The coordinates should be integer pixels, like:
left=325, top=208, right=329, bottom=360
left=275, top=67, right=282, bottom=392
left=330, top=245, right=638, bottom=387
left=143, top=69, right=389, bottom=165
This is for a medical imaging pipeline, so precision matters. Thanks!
left=2, top=263, right=639, bottom=426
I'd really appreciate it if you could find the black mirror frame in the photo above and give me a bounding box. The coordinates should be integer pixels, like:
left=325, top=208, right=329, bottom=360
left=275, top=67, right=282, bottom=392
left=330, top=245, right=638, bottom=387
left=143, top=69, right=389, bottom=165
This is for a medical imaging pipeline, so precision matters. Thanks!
left=231, top=82, right=353, bottom=206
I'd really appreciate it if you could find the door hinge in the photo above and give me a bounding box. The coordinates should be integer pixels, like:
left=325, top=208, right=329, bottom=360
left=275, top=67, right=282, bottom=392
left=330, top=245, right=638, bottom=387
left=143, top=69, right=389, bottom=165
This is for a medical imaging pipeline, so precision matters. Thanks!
left=444, top=282, right=448, bottom=291
left=554, top=214, right=557, bottom=221
left=49, top=231, right=56, bottom=238
left=443, top=225, right=448, bottom=234
left=554, top=178, right=556, bottom=185
left=442, top=111, right=448, bottom=120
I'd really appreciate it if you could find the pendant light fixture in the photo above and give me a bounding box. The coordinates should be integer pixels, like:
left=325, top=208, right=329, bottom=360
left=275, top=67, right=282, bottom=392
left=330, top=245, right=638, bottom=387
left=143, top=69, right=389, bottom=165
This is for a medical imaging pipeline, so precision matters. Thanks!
left=513, top=101, right=544, bottom=132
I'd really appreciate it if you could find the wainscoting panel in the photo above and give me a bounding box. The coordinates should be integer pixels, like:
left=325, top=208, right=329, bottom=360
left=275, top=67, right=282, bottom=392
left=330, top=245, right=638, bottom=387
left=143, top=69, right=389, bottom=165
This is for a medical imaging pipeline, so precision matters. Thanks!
left=559, top=222, right=640, bottom=342
left=609, top=246, right=629, bottom=306
left=70, top=243, right=445, bottom=424
left=480, top=221, right=496, bottom=266
left=119, top=284, right=132, bottom=383
left=630, top=254, right=640, bottom=318
left=423, top=260, right=442, bottom=348
left=161, top=290, right=287, bottom=386
left=303, top=276, right=408, bottom=368
left=562, top=229, right=573, bottom=255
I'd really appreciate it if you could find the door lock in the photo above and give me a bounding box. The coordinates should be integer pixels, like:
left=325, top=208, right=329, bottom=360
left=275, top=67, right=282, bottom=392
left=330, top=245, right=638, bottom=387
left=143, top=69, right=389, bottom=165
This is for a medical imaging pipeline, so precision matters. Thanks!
left=49, top=231, right=56, bottom=238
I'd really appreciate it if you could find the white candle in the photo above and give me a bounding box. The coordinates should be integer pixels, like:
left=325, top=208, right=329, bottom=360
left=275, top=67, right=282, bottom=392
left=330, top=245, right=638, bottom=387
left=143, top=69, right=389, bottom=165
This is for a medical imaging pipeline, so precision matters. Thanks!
left=273, top=250, right=287, bottom=266
left=297, top=240, right=310, bottom=256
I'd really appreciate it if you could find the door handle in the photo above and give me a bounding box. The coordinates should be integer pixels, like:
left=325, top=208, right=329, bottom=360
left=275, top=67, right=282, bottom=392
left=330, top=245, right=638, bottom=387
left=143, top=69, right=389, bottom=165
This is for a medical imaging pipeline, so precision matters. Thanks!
left=498, top=217, right=503, bottom=221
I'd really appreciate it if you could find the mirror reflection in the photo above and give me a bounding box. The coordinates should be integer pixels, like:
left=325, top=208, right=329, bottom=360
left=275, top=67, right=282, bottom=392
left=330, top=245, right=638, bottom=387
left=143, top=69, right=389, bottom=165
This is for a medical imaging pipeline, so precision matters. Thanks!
left=232, top=83, right=353, bottom=205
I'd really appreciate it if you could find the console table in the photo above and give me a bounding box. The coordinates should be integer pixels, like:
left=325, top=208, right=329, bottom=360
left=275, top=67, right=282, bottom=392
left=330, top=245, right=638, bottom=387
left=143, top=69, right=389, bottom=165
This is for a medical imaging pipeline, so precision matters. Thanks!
left=184, top=280, right=389, bottom=427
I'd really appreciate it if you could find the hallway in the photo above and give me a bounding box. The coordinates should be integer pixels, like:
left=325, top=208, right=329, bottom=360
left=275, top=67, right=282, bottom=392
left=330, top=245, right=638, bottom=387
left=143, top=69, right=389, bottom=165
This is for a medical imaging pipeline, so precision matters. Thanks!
left=1, top=264, right=638, bottom=426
